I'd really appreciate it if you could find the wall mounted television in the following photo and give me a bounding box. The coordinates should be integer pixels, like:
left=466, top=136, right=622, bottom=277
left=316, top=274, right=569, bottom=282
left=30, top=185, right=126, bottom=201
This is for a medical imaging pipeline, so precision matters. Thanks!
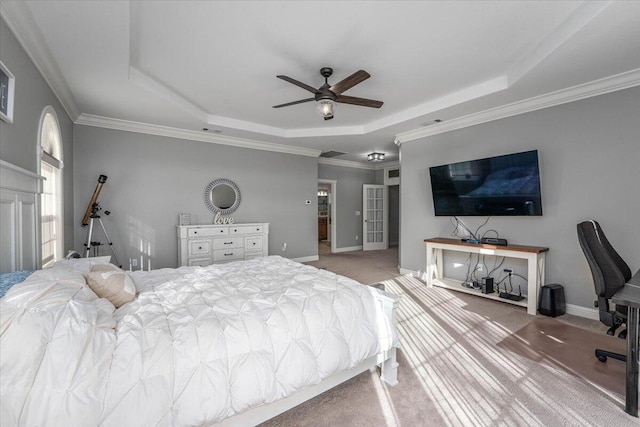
left=429, top=150, right=542, bottom=216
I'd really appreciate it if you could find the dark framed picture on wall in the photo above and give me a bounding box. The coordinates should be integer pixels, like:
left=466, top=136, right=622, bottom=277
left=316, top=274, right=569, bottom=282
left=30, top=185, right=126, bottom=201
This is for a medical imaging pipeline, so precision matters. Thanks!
left=0, top=61, right=15, bottom=123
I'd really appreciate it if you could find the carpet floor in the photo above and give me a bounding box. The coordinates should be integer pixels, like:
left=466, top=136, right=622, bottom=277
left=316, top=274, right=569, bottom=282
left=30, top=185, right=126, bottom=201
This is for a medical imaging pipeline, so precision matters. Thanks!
left=260, top=248, right=637, bottom=426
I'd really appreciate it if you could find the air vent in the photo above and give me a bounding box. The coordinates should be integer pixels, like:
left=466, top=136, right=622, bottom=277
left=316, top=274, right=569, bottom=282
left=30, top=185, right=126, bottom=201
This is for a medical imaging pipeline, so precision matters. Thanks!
left=319, top=151, right=346, bottom=158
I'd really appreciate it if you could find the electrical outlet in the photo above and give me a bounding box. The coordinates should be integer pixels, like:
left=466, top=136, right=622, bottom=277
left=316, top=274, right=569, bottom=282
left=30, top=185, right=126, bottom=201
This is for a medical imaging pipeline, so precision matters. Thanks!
left=477, top=264, right=483, bottom=272
left=132, top=258, right=138, bottom=267
left=282, top=242, right=287, bottom=252
left=355, top=235, right=359, bottom=241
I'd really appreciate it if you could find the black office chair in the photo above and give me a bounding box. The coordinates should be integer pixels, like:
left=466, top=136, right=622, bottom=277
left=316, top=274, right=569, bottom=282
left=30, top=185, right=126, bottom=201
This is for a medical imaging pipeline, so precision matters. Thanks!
left=577, top=220, right=632, bottom=363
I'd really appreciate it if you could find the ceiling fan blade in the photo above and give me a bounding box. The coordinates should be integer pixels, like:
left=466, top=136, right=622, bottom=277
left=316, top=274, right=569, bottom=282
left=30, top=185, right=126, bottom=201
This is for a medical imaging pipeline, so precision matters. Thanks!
left=336, top=95, right=383, bottom=108
left=272, top=98, right=315, bottom=108
left=329, top=70, right=370, bottom=95
left=276, top=75, right=321, bottom=94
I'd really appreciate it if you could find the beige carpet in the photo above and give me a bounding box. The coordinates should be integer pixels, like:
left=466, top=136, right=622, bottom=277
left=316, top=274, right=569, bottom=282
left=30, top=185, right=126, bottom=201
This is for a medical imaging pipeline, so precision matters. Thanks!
left=260, top=248, right=637, bottom=427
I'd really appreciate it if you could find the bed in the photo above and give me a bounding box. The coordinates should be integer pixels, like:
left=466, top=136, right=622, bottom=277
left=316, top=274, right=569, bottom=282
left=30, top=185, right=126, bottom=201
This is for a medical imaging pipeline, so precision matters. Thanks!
left=0, top=255, right=399, bottom=426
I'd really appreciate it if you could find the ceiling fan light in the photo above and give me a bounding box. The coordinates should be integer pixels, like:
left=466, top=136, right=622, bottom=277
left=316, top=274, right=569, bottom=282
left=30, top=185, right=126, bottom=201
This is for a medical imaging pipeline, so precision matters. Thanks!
left=316, top=99, right=336, bottom=118
left=367, top=152, right=385, bottom=162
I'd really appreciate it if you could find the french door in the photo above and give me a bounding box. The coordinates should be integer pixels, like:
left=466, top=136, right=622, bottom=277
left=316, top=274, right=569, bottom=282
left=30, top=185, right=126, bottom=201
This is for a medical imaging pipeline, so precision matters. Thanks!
left=362, top=184, right=388, bottom=251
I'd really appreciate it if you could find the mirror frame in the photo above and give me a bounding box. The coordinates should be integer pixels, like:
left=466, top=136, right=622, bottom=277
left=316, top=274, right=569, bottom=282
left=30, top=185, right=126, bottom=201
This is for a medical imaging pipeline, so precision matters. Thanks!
left=204, top=178, right=241, bottom=215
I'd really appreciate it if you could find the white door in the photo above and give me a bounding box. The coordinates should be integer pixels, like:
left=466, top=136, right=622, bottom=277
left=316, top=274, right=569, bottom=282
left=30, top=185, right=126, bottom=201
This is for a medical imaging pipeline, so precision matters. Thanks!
left=363, top=185, right=388, bottom=251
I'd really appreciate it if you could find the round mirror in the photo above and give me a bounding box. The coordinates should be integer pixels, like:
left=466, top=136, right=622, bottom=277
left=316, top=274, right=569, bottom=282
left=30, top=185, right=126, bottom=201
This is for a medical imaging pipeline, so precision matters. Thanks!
left=204, top=178, right=241, bottom=215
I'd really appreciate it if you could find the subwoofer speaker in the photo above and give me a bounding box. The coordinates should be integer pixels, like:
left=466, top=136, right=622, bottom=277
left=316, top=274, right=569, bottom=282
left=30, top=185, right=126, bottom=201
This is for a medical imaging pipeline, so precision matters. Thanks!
left=539, top=284, right=566, bottom=317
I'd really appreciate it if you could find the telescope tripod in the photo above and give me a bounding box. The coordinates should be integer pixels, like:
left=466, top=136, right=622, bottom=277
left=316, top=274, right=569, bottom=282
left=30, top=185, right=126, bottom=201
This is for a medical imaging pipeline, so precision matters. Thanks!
left=84, top=209, right=121, bottom=267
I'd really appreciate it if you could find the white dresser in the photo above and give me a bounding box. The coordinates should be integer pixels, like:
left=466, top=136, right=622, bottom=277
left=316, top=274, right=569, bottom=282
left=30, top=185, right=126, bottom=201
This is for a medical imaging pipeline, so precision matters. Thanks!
left=177, top=223, right=269, bottom=267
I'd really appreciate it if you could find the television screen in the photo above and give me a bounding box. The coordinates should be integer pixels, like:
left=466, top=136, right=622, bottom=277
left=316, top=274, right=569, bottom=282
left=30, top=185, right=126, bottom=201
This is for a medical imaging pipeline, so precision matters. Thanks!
left=429, top=150, right=542, bottom=216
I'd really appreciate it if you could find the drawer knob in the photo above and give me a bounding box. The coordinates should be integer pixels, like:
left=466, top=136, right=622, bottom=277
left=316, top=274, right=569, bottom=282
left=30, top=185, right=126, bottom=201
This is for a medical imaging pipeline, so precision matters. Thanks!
left=194, top=231, right=198, bottom=234
left=224, top=242, right=232, bottom=245
left=224, top=253, right=233, bottom=256
left=199, top=246, right=202, bottom=250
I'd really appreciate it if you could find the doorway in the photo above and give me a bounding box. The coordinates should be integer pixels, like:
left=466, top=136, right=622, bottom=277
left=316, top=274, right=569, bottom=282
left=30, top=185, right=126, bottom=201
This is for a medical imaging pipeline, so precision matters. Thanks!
left=362, top=184, right=388, bottom=251
left=317, top=179, right=337, bottom=254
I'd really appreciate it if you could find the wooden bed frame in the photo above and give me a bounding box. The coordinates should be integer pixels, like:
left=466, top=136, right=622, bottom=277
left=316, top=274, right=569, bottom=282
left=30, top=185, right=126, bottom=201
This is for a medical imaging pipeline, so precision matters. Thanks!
left=214, top=288, right=400, bottom=426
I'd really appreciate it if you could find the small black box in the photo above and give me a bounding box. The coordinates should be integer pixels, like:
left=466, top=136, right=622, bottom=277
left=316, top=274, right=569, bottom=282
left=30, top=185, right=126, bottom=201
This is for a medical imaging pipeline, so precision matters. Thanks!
left=538, top=284, right=566, bottom=317
left=481, top=277, right=494, bottom=294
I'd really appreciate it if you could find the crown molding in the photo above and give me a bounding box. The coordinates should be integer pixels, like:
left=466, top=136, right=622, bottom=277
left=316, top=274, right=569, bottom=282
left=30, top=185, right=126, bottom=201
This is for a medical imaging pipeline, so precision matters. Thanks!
left=318, top=158, right=376, bottom=170
left=377, top=161, right=400, bottom=171
left=318, top=158, right=399, bottom=170
left=0, top=1, right=80, bottom=121
left=75, top=114, right=322, bottom=158
left=395, top=68, right=640, bottom=144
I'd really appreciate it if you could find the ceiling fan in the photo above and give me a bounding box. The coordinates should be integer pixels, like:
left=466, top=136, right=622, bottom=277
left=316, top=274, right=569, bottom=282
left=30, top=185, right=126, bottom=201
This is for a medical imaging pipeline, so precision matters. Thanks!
left=273, top=67, right=383, bottom=120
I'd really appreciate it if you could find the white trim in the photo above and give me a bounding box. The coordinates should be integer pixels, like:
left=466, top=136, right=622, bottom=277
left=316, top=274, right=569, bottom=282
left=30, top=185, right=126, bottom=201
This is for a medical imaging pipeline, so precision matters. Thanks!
left=318, top=179, right=337, bottom=254
left=75, top=114, right=321, bottom=158
left=0, top=160, right=43, bottom=272
left=565, top=303, right=599, bottom=320
left=333, top=245, right=363, bottom=253
left=319, top=158, right=399, bottom=171
left=38, top=106, right=64, bottom=268
left=291, top=255, right=319, bottom=263
left=0, top=1, right=80, bottom=120
left=398, top=267, right=421, bottom=277
left=0, top=159, right=44, bottom=197
left=395, top=68, right=640, bottom=144
left=0, top=60, right=16, bottom=123
left=319, top=157, right=376, bottom=170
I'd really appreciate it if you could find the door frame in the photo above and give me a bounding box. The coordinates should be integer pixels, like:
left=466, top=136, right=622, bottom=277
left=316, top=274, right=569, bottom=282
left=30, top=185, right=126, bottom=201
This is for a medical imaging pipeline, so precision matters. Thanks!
left=318, top=179, right=337, bottom=253
left=363, top=184, right=388, bottom=251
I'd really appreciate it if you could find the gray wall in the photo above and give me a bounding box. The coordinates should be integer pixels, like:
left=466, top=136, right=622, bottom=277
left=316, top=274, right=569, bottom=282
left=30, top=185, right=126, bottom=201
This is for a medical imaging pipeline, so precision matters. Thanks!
left=73, top=125, right=318, bottom=268
left=399, top=87, right=640, bottom=309
left=0, top=17, right=75, bottom=251
left=388, top=185, right=399, bottom=246
left=318, top=163, right=377, bottom=249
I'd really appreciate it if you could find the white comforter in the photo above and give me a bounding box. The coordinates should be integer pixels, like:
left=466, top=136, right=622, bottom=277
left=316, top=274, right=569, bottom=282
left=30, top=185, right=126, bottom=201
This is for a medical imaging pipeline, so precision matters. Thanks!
left=0, top=256, right=397, bottom=426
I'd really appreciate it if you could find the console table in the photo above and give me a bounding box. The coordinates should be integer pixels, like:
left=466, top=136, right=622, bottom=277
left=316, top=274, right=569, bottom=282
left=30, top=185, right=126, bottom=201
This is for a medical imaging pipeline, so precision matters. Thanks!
left=425, top=238, right=549, bottom=315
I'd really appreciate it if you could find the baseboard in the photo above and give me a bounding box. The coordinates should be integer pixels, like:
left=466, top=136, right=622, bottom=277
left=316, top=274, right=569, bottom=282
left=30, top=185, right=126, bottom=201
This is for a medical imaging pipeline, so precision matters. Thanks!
left=564, top=303, right=599, bottom=320
left=333, top=245, right=363, bottom=253
left=398, top=267, right=424, bottom=279
left=292, top=255, right=319, bottom=263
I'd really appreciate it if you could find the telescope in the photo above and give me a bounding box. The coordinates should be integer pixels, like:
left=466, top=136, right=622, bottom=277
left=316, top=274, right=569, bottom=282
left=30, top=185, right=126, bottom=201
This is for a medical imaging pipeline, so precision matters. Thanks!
left=81, top=174, right=121, bottom=266
left=82, top=174, right=107, bottom=226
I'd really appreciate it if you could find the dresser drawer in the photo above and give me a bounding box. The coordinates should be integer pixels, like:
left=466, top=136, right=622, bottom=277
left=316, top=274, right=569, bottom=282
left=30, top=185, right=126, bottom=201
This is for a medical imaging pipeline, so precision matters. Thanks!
left=188, top=240, right=211, bottom=256
left=188, top=227, right=228, bottom=237
left=245, top=236, right=263, bottom=251
left=212, top=237, right=243, bottom=249
left=230, top=225, right=264, bottom=235
left=213, top=248, right=245, bottom=261
left=188, top=258, right=211, bottom=267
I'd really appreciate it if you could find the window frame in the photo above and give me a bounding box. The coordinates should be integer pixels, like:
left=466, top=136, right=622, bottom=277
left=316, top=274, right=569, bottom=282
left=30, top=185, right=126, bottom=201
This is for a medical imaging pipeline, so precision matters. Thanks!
left=38, top=106, right=64, bottom=267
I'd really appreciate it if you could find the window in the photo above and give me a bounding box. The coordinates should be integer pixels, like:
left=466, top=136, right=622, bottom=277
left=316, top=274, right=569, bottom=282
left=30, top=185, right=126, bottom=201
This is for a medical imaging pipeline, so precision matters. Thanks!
left=39, top=107, right=63, bottom=266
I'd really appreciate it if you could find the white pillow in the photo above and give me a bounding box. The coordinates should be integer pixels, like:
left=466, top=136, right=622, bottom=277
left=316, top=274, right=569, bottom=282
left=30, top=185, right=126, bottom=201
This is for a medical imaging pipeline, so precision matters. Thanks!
left=50, top=256, right=112, bottom=275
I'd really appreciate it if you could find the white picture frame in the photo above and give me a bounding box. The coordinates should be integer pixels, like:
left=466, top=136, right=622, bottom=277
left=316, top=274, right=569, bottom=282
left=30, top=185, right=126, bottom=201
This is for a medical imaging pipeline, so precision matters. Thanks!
left=0, top=61, right=15, bottom=123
